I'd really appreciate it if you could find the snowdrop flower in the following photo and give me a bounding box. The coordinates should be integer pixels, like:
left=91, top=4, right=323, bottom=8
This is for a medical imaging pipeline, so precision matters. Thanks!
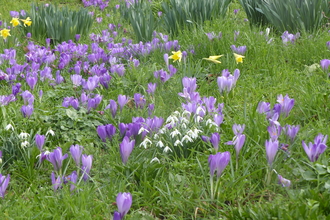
left=46, top=129, right=55, bottom=136
left=153, top=134, right=159, bottom=140
left=194, top=115, right=203, bottom=123
left=19, top=132, right=30, bottom=139
left=21, top=141, right=30, bottom=148
left=5, top=124, right=14, bottom=131
left=156, top=141, right=164, bottom=148
left=206, top=119, right=218, bottom=128
left=174, top=140, right=183, bottom=146
left=163, top=146, right=173, bottom=153
left=139, top=138, right=152, bottom=149
left=182, top=110, right=191, bottom=118
left=187, top=129, right=199, bottom=139
left=182, top=135, right=193, bottom=143
left=170, top=129, right=181, bottom=138
left=150, top=157, right=160, bottom=163
left=180, top=117, right=189, bottom=124
left=138, top=127, right=149, bottom=135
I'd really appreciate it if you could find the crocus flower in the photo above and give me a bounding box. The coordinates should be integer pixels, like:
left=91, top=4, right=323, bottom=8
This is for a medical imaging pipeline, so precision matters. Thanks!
left=210, top=133, right=220, bottom=151
left=217, top=69, right=240, bottom=93
left=265, top=139, right=279, bottom=167
left=105, top=124, right=116, bottom=140
left=82, top=154, right=93, bottom=181
left=202, top=55, right=223, bottom=64
left=134, top=93, right=146, bottom=109
left=105, top=99, right=117, bottom=118
left=320, top=59, right=330, bottom=72
left=257, top=101, right=270, bottom=114
left=119, top=136, right=135, bottom=164
left=267, top=124, right=282, bottom=141
left=168, top=50, right=182, bottom=62
left=35, top=134, right=45, bottom=151
left=208, top=151, right=230, bottom=179
left=0, top=174, right=10, bottom=198
left=68, top=171, right=78, bottom=192
left=278, top=175, right=291, bottom=187
left=70, top=145, right=83, bottom=167
left=116, top=192, right=132, bottom=219
left=147, top=83, right=157, bottom=95
left=277, top=94, right=294, bottom=117
left=46, top=147, right=68, bottom=172
left=97, top=125, right=107, bottom=142
left=302, top=134, right=328, bottom=162
left=230, top=45, right=247, bottom=55
left=51, top=172, right=61, bottom=192
left=233, top=53, right=245, bottom=64
left=71, top=74, right=82, bottom=87
left=21, top=105, right=34, bottom=118
left=118, top=95, right=128, bottom=112
left=284, top=125, right=299, bottom=142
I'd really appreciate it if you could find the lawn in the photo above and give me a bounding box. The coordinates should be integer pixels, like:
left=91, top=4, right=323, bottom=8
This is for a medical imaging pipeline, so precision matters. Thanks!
left=0, top=0, right=329, bottom=219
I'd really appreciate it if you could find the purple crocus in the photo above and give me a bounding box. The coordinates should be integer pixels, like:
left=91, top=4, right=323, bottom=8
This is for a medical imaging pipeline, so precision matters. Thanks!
left=210, top=133, right=220, bottom=151
left=302, top=134, right=328, bottom=162
left=134, top=93, right=146, bottom=109
left=217, top=69, right=240, bottom=94
left=119, top=136, right=135, bottom=164
left=68, top=171, right=78, bottom=192
left=0, top=174, right=10, bottom=198
left=71, top=74, right=82, bottom=87
left=267, top=124, right=282, bottom=141
left=105, top=99, right=117, bottom=118
left=118, top=95, right=128, bottom=112
left=277, top=94, right=294, bottom=117
left=320, top=59, right=330, bottom=72
left=257, top=101, right=270, bottom=114
left=265, top=139, right=279, bottom=167
left=284, top=125, right=300, bottom=142
left=115, top=192, right=132, bottom=219
left=278, top=175, right=291, bottom=187
left=97, top=125, right=107, bottom=142
left=281, top=31, right=300, bottom=45
left=82, top=154, right=93, bottom=181
left=146, top=83, right=157, bottom=95
left=35, top=134, right=45, bottom=151
left=230, top=45, right=247, bottom=55
left=26, top=76, right=38, bottom=90
left=70, top=145, right=83, bottom=167
left=46, top=147, right=68, bottom=172
left=105, top=124, right=116, bottom=140
left=208, top=151, right=230, bottom=179
left=21, top=105, right=34, bottom=118
left=51, top=172, right=62, bottom=192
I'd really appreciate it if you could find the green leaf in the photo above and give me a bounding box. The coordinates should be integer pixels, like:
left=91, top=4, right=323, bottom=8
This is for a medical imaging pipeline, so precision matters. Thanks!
left=65, top=109, right=78, bottom=121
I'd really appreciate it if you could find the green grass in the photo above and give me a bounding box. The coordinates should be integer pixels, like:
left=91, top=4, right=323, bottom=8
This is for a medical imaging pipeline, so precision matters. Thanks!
left=0, top=0, right=330, bottom=219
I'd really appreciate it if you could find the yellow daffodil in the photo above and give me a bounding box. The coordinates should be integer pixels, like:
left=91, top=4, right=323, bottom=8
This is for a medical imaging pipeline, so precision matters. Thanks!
left=202, top=55, right=223, bottom=64
left=10, top=17, right=20, bottom=27
left=168, top=50, right=182, bottom=62
left=234, top=53, right=245, bottom=64
left=20, top=17, right=32, bottom=27
left=0, top=28, right=11, bottom=40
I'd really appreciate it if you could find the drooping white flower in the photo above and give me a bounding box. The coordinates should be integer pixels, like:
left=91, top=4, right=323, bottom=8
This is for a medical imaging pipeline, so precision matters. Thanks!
left=163, top=146, right=173, bottom=153
left=174, top=140, right=183, bottom=146
left=46, top=129, right=55, bottom=136
left=19, top=132, right=30, bottom=139
left=5, top=124, right=14, bottom=131
left=181, top=135, right=193, bottom=143
left=170, top=129, right=181, bottom=138
left=150, top=157, right=160, bottom=163
left=21, top=141, right=30, bottom=148
left=139, top=137, right=152, bottom=149
left=156, top=141, right=164, bottom=148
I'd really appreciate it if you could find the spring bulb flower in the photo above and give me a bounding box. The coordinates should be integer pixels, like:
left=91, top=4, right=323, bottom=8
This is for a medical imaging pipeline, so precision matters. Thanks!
left=202, top=55, right=223, bottom=64
left=168, top=50, right=182, bottom=62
